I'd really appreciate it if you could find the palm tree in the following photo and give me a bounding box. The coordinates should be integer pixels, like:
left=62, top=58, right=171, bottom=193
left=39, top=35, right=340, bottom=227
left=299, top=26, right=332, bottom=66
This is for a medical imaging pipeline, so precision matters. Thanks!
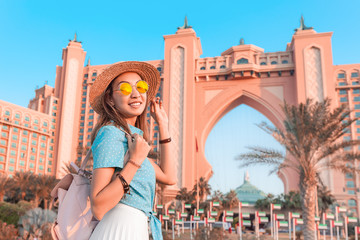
left=7, top=171, right=34, bottom=201
left=31, top=174, right=58, bottom=209
left=0, top=173, right=9, bottom=202
left=175, top=187, right=194, bottom=204
left=236, top=98, right=360, bottom=240
left=281, top=191, right=302, bottom=211
left=222, top=190, right=239, bottom=210
left=317, top=185, right=336, bottom=218
left=192, top=177, right=211, bottom=202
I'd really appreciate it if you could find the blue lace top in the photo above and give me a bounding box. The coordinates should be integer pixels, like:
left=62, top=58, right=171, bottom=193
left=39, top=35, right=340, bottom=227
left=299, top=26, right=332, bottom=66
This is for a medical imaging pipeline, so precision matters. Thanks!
left=92, top=125, right=162, bottom=240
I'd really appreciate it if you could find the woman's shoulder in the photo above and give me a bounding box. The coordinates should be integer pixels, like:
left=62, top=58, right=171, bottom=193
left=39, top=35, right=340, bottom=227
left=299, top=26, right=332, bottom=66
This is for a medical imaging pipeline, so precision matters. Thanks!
left=93, top=125, right=126, bottom=145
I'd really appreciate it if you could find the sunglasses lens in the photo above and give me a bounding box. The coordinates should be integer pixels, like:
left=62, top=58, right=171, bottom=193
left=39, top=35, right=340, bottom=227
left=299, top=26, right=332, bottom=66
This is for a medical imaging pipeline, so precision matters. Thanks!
left=136, top=80, right=149, bottom=94
left=119, top=83, right=132, bottom=95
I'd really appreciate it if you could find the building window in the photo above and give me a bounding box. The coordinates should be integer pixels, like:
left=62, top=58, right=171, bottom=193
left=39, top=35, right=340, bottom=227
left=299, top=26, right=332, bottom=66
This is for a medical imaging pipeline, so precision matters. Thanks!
left=30, top=163, right=34, bottom=168
left=200, top=67, right=205, bottom=70
left=49, top=153, right=53, bottom=158
left=1, top=132, right=7, bottom=138
left=9, top=166, right=14, bottom=172
left=5, top=111, right=10, bottom=116
left=34, top=119, right=39, bottom=124
left=339, top=90, right=347, bottom=95
left=10, top=150, right=16, bottom=156
left=53, top=100, right=58, bottom=104
left=351, top=72, right=359, bottom=78
left=354, top=97, right=360, bottom=102
left=52, top=113, right=56, bottom=117
left=31, top=148, right=36, bottom=153
left=89, top=109, right=94, bottom=113
left=353, top=81, right=359, bottom=85
left=0, top=156, right=4, bottom=162
left=88, top=122, right=93, bottom=126
left=0, top=140, right=5, bottom=146
left=92, top=72, right=97, bottom=77
left=12, top=135, right=18, bottom=141
left=356, top=112, right=360, bottom=118
left=82, top=104, right=86, bottom=108
left=33, top=133, right=38, bottom=138
left=32, top=140, right=37, bottom=146
left=50, top=146, right=53, bottom=150
left=21, top=145, right=26, bottom=151
left=48, top=168, right=51, bottom=172
left=346, top=173, right=353, bottom=179
left=0, top=148, right=4, bottom=153
left=15, top=113, right=20, bottom=119
left=23, top=130, right=28, bottom=135
left=220, top=65, right=226, bottom=69
left=348, top=190, right=355, bottom=195
left=80, top=128, right=84, bottom=133
left=9, top=158, right=15, bottom=163
left=20, top=160, right=25, bottom=166
left=51, top=119, right=56, bottom=123
left=51, top=125, right=55, bottom=129
left=11, top=143, right=16, bottom=148
left=340, top=97, right=347, bottom=102
left=338, top=73, right=346, bottom=79
left=271, top=61, right=278, bottom=65
left=84, top=74, right=88, bottom=78
left=346, top=181, right=355, bottom=188
left=13, top=128, right=18, bottom=133
left=22, top=138, right=27, bottom=143
left=282, top=60, right=288, bottom=64
left=82, top=98, right=86, bottom=102
left=237, top=58, right=249, bottom=64
left=25, top=116, right=30, bottom=121
left=39, top=165, right=44, bottom=170
left=81, top=110, right=85, bottom=114
left=2, top=125, right=8, bottom=130
left=348, top=199, right=356, bottom=207
left=88, top=128, right=93, bottom=132
left=353, top=89, right=360, bottom=94
left=48, top=160, right=52, bottom=165
left=89, top=115, right=94, bottom=120
left=260, top=62, right=267, bottom=65
left=82, top=92, right=86, bottom=96
left=210, top=66, right=215, bottom=69
left=338, top=82, right=346, bottom=86
left=79, top=135, right=83, bottom=140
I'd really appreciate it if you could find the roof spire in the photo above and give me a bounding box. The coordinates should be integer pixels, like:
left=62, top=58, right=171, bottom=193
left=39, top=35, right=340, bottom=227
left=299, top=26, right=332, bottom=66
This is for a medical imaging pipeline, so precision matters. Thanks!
left=244, top=171, right=250, bottom=183
left=295, top=15, right=313, bottom=32
left=69, top=32, right=82, bottom=43
left=177, top=16, right=192, bottom=30
left=87, top=57, right=91, bottom=66
left=239, top=38, right=245, bottom=45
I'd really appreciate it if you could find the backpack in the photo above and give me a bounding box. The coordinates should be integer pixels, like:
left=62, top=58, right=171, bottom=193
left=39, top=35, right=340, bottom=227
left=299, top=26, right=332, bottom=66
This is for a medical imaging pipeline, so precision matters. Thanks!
left=50, top=150, right=99, bottom=240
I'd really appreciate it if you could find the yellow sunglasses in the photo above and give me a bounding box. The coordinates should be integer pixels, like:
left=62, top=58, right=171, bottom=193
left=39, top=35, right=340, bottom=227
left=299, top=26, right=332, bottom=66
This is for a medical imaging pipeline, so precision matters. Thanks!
left=114, top=80, right=149, bottom=96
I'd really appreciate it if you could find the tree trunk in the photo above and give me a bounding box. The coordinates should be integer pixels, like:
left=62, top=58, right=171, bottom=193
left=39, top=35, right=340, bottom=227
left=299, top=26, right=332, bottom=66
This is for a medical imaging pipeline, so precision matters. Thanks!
left=300, top=176, right=317, bottom=240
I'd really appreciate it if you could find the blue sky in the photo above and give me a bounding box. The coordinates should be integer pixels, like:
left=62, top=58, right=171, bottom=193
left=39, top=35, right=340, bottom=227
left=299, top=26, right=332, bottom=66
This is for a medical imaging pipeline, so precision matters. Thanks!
left=0, top=0, right=359, bottom=195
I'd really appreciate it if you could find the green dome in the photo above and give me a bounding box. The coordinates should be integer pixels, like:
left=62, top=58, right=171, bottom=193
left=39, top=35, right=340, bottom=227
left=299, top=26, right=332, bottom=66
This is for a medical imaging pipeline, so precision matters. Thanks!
left=234, top=172, right=266, bottom=204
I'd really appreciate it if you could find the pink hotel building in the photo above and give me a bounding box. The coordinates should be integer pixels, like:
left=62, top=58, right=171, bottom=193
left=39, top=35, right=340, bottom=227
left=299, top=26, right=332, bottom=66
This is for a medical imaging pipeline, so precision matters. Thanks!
left=1, top=19, right=360, bottom=214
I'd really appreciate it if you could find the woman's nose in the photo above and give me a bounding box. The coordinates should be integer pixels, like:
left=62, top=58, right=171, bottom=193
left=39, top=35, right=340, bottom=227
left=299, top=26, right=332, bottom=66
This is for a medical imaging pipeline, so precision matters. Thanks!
left=130, top=86, right=141, bottom=98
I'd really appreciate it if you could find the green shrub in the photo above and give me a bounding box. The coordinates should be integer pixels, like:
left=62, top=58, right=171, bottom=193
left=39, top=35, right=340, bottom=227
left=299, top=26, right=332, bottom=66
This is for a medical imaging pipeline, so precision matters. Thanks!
left=0, top=202, right=29, bottom=226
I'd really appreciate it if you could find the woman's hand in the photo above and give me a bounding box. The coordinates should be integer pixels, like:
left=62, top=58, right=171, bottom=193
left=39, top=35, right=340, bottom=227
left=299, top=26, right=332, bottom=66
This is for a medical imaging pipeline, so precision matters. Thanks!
left=150, top=97, right=168, bottom=127
left=125, top=133, right=151, bottom=165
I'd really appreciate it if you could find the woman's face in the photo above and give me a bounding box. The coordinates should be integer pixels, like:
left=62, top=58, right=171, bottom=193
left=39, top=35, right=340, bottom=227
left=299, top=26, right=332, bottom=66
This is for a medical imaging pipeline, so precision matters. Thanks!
left=110, top=72, right=147, bottom=124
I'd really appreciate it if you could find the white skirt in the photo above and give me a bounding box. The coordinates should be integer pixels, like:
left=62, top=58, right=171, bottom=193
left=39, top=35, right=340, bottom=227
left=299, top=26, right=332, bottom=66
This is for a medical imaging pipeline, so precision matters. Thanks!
left=90, top=203, right=149, bottom=240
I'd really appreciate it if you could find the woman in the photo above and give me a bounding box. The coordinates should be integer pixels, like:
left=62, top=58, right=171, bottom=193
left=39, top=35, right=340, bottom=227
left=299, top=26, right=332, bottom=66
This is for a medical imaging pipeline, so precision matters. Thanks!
left=88, top=61, right=176, bottom=240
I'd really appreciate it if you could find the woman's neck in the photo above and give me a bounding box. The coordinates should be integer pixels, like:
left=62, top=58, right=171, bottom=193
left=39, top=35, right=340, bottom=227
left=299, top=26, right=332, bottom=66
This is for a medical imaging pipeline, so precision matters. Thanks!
left=125, top=117, right=137, bottom=127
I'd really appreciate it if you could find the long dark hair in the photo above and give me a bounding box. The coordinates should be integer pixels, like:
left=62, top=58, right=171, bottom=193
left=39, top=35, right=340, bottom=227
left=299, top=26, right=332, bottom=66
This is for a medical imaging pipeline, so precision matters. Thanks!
left=90, top=80, right=150, bottom=144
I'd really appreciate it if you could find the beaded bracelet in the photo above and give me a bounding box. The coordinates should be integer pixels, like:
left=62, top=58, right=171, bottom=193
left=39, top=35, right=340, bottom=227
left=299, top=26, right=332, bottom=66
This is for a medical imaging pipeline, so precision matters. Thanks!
left=159, top=137, right=171, bottom=144
left=115, top=172, right=130, bottom=195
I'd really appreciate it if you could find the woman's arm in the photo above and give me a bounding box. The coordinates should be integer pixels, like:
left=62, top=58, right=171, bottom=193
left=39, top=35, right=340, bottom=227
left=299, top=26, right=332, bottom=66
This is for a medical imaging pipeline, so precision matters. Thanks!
left=90, top=134, right=151, bottom=220
left=150, top=97, right=177, bottom=185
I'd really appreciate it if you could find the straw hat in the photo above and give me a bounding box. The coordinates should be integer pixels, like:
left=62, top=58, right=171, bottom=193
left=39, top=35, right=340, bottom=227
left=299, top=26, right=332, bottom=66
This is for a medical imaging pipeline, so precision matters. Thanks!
left=89, top=61, right=160, bottom=114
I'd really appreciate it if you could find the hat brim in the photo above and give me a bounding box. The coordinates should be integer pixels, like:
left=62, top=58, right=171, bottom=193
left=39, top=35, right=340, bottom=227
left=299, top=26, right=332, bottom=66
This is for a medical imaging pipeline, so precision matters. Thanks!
left=90, top=61, right=160, bottom=114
